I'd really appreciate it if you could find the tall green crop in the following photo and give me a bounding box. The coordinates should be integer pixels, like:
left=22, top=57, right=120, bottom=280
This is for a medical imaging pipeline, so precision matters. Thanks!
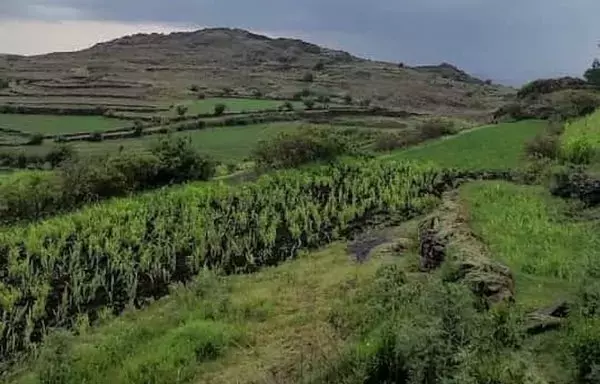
left=561, top=109, right=600, bottom=164
left=0, top=158, right=453, bottom=361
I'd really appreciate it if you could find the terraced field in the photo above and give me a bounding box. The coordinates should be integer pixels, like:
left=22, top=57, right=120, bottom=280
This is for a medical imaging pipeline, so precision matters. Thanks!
left=0, top=114, right=126, bottom=134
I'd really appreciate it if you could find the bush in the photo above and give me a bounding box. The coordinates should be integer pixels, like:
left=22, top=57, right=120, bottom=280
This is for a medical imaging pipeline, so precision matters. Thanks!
left=303, top=98, right=315, bottom=110
left=417, top=118, right=458, bottom=140
left=343, top=94, right=353, bottom=105
left=88, top=132, right=104, bottom=142
left=584, top=59, right=600, bottom=87
left=517, top=77, right=589, bottom=99
left=150, top=135, right=216, bottom=184
left=280, top=101, right=294, bottom=112
left=46, top=144, right=77, bottom=168
left=197, top=93, right=206, bottom=100
left=25, top=133, right=45, bottom=146
left=313, top=61, right=325, bottom=71
left=570, top=318, right=600, bottom=384
left=214, top=103, right=226, bottom=116
left=251, top=89, right=262, bottom=98
left=373, top=132, right=411, bottom=152
left=359, top=98, right=372, bottom=107
left=176, top=105, right=188, bottom=117
left=0, top=78, right=9, bottom=89
left=252, top=129, right=353, bottom=169
left=302, top=72, right=314, bottom=82
left=524, top=132, right=561, bottom=159
left=189, top=84, right=199, bottom=92
left=133, top=120, right=144, bottom=137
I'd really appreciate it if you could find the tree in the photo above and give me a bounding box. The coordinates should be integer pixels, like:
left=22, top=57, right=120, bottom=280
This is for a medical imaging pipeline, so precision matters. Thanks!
left=584, top=58, right=600, bottom=86
left=214, top=103, right=226, bottom=116
left=343, top=94, right=353, bottom=105
left=176, top=105, right=188, bottom=117
left=133, top=120, right=144, bottom=137
left=302, top=72, right=314, bottom=82
left=0, top=78, right=9, bottom=89
left=303, top=98, right=315, bottom=110
left=313, top=61, right=325, bottom=71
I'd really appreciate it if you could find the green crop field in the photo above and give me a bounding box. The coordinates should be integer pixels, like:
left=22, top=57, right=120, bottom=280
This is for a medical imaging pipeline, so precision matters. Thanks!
left=0, top=114, right=126, bottom=135
left=73, top=122, right=300, bottom=162
left=460, top=181, right=600, bottom=308
left=388, top=120, right=547, bottom=169
left=560, top=108, right=600, bottom=164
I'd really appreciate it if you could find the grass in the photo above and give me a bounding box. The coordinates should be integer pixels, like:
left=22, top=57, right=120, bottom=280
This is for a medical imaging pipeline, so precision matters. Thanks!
left=459, top=180, right=600, bottom=309
left=0, top=114, right=126, bottom=135
left=8, top=240, right=403, bottom=384
left=6, top=122, right=301, bottom=163
left=560, top=108, right=600, bottom=164
left=388, top=120, right=547, bottom=169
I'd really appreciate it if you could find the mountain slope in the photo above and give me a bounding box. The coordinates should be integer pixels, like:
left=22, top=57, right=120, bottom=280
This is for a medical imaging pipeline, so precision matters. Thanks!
left=0, top=28, right=512, bottom=115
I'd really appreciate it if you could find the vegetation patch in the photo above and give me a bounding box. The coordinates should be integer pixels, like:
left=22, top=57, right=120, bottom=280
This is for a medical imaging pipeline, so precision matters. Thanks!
left=560, top=108, right=600, bottom=164
left=0, top=114, right=125, bottom=135
left=390, top=120, right=547, bottom=169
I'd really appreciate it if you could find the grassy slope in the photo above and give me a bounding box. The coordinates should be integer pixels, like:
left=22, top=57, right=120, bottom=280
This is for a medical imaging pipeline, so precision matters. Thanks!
left=460, top=181, right=600, bottom=309
left=388, top=120, right=547, bottom=169
left=0, top=114, right=126, bottom=134
left=10, top=241, right=405, bottom=384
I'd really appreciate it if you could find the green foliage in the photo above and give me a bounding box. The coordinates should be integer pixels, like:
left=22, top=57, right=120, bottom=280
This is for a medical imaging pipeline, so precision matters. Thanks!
left=0, top=159, right=448, bottom=361
left=213, top=103, right=226, bottom=116
left=343, top=94, right=353, bottom=105
left=417, top=117, right=460, bottom=140
left=524, top=122, right=563, bottom=160
left=0, top=78, right=9, bottom=89
left=88, top=131, right=104, bottom=142
left=0, top=136, right=215, bottom=226
left=391, top=120, right=547, bottom=170
left=279, top=101, right=294, bottom=111
left=303, top=98, right=315, bottom=110
left=313, top=61, right=325, bottom=71
left=569, top=318, right=600, bottom=384
left=560, top=109, right=600, bottom=164
left=312, top=266, right=534, bottom=383
left=25, top=133, right=45, bottom=146
left=175, top=105, right=188, bottom=117
left=359, top=98, right=372, bottom=107
left=252, top=128, right=362, bottom=169
left=302, top=72, right=314, bottom=82
left=189, top=84, right=199, bottom=92
left=584, top=59, right=600, bottom=86
left=132, top=120, right=144, bottom=137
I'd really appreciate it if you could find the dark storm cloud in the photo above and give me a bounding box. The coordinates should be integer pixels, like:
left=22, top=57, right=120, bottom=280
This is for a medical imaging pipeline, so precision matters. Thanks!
left=3, top=0, right=600, bottom=84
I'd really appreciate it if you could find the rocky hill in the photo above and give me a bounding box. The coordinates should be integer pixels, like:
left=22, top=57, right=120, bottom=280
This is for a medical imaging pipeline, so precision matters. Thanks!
left=0, top=28, right=512, bottom=116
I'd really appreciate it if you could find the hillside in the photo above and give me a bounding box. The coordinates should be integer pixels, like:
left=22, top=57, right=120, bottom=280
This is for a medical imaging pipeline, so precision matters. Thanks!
left=0, top=28, right=511, bottom=116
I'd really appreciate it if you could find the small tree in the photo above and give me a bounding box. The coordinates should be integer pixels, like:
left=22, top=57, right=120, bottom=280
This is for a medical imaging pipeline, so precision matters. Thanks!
left=26, top=133, right=44, bottom=146
left=176, top=105, right=188, bottom=117
left=214, top=103, right=226, bottom=116
left=313, top=61, right=325, bottom=71
left=303, top=98, right=315, bottom=110
left=584, top=58, right=600, bottom=86
left=302, top=72, right=314, bottom=82
left=133, top=120, right=144, bottom=137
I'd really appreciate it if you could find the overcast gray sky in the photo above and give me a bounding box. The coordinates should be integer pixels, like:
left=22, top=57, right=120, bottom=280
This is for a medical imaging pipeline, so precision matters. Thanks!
left=1, top=0, right=599, bottom=85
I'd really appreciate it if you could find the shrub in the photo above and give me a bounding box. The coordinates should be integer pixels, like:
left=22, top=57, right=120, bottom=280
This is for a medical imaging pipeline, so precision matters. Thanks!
left=252, top=129, right=352, bottom=169
left=359, top=98, right=372, bottom=107
left=584, top=59, right=600, bottom=87
left=251, top=89, right=262, bottom=98
left=417, top=118, right=458, bottom=140
left=313, top=61, right=325, bottom=71
left=176, top=105, right=188, bottom=117
left=302, top=72, right=314, bottom=82
left=303, top=98, right=315, bottom=110
left=88, top=132, right=104, bottom=142
left=150, top=135, right=216, bottom=184
left=189, top=84, right=199, bottom=92
left=0, top=78, right=9, bottom=89
left=214, top=103, right=226, bottom=116
left=570, top=318, right=600, bottom=384
left=280, top=101, right=294, bottom=111
left=524, top=132, right=560, bottom=159
left=25, top=133, right=45, bottom=146
left=343, top=94, right=353, bottom=105
left=45, top=145, right=77, bottom=168
left=373, top=132, right=411, bottom=152
left=197, top=93, right=206, bottom=100
left=133, top=120, right=144, bottom=137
